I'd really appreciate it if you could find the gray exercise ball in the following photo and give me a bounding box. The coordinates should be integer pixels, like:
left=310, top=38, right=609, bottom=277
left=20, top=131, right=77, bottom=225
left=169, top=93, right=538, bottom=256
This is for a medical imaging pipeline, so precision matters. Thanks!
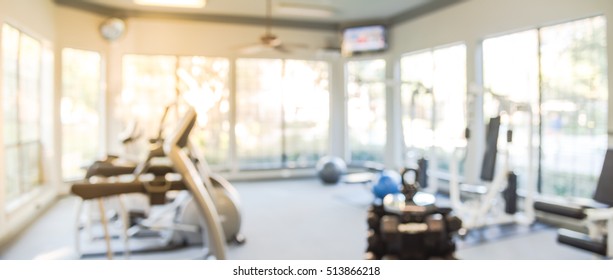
left=316, top=156, right=347, bottom=184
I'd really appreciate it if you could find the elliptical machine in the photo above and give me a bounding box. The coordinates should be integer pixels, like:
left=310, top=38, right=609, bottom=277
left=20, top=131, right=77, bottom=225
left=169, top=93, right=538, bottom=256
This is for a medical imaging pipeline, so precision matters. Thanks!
left=366, top=168, right=463, bottom=260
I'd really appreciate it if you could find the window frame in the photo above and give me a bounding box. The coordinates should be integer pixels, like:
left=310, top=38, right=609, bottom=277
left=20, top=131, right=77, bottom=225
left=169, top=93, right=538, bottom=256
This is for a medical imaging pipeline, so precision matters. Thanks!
left=2, top=23, right=46, bottom=209
left=60, top=47, right=104, bottom=181
left=235, top=57, right=332, bottom=170
left=345, top=58, right=388, bottom=165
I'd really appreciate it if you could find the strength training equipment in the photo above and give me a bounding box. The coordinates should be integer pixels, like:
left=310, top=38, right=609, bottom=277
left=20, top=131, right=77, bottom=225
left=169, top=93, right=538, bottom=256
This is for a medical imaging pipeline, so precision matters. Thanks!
left=372, top=170, right=402, bottom=199
left=448, top=92, right=536, bottom=232
left=366, top=168, right=462, bottom=260
left=534, top=149, right=613, bottom=257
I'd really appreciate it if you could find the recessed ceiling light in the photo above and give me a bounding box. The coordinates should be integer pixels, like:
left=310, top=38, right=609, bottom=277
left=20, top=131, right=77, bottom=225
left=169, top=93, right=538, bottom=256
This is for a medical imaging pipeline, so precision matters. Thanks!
left=133, top=0, right=206, bottom=8
left=275, top=2, right=336, bottom=18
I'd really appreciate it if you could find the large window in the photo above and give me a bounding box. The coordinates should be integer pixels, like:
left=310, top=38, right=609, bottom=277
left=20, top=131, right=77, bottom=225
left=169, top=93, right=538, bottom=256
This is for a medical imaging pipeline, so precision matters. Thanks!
left=121, top=54, right=177, bottom=161
left=235, top=59, right=329, bottom=169
left=235, top=59, right=283, bottom=169
left=121, top=55, right=230, bottom=167
left=400, top=44, right=466, bottom=173
left=540, top=16, right=608, bottom=198
left=2, top=24, right=47, bottom=205
left=122, top=56, right=327, bottom=171
left=282, top=60, right=330, bottom=168
left=61, top=48, right=102, bottom=180
left=482, top=16, right=608, bottom=198
left=346, top=59, right=386, bottom=163
left=177, top=56, right=231, bottom=166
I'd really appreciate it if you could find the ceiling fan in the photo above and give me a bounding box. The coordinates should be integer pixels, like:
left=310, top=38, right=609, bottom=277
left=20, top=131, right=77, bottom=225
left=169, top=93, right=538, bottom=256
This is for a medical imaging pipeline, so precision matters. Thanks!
left=238, top=0, right=309, bottom=54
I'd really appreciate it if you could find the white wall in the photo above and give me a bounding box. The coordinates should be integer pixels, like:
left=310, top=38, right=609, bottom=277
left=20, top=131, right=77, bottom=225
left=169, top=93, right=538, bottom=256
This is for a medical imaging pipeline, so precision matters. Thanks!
left=389, top=0, right=613, bottom=182
left=1, top=0, right=55, bottom=37
left=0, top=0, right=58, bottom=246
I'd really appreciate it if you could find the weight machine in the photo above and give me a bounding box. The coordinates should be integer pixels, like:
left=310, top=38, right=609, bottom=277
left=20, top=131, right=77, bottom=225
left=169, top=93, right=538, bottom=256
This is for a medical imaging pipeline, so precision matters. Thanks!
left=402, top=81, right=436, bottom=193
left=449, top=90, right=537, bottom=231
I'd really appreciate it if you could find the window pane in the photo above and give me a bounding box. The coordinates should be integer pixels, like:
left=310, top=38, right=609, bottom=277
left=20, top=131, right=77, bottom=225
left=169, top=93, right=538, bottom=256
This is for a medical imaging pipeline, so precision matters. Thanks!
left=283, top=60, right=329, bottom=168
left=540, top=16, right=608, bottom=198
left=20, top=142, right=42, bottom=193
left=483, top=30, right=539, bottom=115
left=236, top=59, right=283, bottom=169
left=432, top=44, right=466, bottom=172
left=401, top=51, right=434, bottom=162
left=61, top=48, right=101, bottom=179
left=2, top=24, right=19, bottom=146
left=121, top=54, right=177, bottom=159
left=483, top=30, right=539, bottom=190
left=2, top=24, right=46, bottom=203
left=346, top=59, right=386, bottom=163
left=177, top=56, right=230, bottom=167
left=18, top=33, right=41, bottom=143
left=401, top=44, right=466, bottom=173
left=4, top=146, right=20, bottom=202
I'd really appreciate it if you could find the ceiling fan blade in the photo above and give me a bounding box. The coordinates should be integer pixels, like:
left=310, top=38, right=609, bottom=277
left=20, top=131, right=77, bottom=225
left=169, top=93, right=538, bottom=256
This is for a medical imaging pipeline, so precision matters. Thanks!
left=271, top=42, right=315, bottom=54
left=235, top=0, right=295, bottom=55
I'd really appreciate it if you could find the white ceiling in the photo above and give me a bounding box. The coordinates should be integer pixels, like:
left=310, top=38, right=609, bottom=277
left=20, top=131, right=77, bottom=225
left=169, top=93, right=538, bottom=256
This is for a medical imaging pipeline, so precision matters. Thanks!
left=85, top=0, right=429, bottom=22
left=56, top=0, right=462, bottom=28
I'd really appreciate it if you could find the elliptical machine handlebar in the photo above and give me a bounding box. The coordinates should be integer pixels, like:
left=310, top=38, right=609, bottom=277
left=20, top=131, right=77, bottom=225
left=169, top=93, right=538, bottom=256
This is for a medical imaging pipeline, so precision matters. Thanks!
left=163, top=107, right=227, bottom=260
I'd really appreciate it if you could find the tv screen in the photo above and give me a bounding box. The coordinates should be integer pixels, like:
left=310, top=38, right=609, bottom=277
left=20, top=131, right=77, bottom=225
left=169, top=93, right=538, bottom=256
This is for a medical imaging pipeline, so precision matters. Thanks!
left=341, top=25, right=387, bottom=56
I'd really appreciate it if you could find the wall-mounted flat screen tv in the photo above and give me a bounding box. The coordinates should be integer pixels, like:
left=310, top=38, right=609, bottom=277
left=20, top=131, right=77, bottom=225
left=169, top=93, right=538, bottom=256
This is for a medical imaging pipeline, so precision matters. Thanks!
left=341, top=25, right=387, bottom=56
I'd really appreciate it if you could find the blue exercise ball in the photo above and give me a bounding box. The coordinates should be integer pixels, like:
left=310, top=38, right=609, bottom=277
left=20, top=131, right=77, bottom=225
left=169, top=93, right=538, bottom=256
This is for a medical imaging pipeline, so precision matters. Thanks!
left=372, top=170, right=402, bottom=199
left=316, top=156, right=347, bottom=184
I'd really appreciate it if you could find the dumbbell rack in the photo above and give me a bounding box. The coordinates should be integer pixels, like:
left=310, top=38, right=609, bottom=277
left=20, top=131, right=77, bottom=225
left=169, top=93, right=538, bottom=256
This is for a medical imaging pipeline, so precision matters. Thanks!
left=365, top=169, right=463, bottom=260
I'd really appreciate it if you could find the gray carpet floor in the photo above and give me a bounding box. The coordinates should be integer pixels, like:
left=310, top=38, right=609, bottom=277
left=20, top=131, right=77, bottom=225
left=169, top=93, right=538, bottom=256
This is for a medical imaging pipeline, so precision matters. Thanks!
left=0, top=178, right=599, bottom=260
